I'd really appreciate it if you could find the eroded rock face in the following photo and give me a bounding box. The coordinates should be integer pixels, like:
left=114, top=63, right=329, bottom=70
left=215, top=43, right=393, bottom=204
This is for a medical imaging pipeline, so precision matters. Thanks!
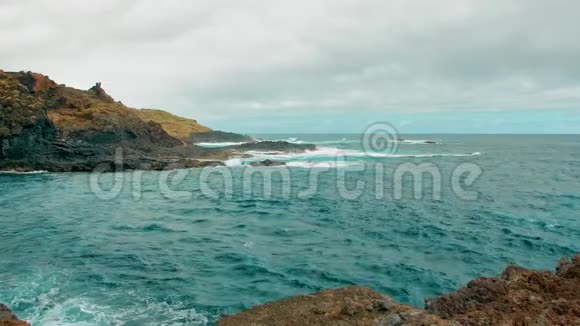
left=217, top=287, right=451, bottom=326
left=0, top=304, right=29, bottom=326
left=6, top=71, right=57, bottom=92
left=425, top=254, right=580, bottom=326
left=0, top=69, right=185, bottom=171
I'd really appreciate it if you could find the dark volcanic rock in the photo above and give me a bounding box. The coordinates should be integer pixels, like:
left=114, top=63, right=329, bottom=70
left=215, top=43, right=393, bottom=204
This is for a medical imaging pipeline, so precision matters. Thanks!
left=250, top=159, right=285, bottom=167
left=0, top=304, right=29, bottom=326
left=0, top=70, right=60, bottom=167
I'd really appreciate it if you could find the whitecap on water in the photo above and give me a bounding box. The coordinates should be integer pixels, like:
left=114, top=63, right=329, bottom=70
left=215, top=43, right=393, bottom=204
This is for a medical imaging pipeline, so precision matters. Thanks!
left=196, top=142, right=249, bottom=147
left=285, top=161, right=365, bottom=168
left=395, top=139, right=440, bottom=145
left=225, top=147, right=480, bottom=168
left=0, top=170, right=49, bottom=174
left=7, top=271, right=214, bottom=326
left=224, top=158, right=244, bottom=167
left=244, top=147, right=480, bottom=160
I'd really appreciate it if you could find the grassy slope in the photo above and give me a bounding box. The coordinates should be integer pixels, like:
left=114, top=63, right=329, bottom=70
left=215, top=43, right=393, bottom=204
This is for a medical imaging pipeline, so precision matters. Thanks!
left=134, top=109, right=211, bottom=140
left=47, top=86, right=144, bottom=132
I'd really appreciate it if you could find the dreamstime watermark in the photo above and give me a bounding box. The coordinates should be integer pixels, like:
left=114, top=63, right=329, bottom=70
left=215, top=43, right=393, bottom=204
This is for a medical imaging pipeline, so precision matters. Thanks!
left=89, top=122, right=483, bottom=202
left=362, top=121, right=400, bottom=155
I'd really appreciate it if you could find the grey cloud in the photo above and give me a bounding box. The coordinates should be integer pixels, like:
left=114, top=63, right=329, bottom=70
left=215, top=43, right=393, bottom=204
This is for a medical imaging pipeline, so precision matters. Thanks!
left=1, top=0, right=579, bottom=123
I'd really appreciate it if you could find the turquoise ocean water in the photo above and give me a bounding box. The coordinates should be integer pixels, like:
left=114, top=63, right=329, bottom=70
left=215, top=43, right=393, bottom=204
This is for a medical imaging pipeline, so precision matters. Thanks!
left=1, top=134, right=579, bottom=325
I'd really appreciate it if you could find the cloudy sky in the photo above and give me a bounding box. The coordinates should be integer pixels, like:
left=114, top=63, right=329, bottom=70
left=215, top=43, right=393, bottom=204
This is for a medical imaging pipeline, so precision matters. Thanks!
left=1, top=0, right=579, bottom=133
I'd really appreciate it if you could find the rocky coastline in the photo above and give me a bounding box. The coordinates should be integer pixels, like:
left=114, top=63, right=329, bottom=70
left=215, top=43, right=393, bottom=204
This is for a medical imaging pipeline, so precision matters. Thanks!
left=1, top=257, right=578, bottom=325
left=4, top=255, right=578, bottom=325
left=0, top=70, right=313, bottom=173
left=217, top=255, right=580, bottom=326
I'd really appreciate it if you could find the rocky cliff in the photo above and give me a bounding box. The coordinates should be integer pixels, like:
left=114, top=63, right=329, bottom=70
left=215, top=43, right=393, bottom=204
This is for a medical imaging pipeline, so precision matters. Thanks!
left=0, top=71, right=59, bottom=169
left=218, top=255, right=580, bottom=326
left=0, top=70, right=310, bottom=171
left=0, top=70, right=195, bottom=171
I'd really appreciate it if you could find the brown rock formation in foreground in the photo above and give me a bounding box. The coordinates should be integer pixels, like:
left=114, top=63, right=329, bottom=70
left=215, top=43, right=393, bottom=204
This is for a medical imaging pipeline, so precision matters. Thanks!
left=425, top=254, right=580, bottom=326
left=218, top=255, right=580, bottom=326
left=218, top=287, right=451, bottom=326
left=0, top=304, right=29, bottom=326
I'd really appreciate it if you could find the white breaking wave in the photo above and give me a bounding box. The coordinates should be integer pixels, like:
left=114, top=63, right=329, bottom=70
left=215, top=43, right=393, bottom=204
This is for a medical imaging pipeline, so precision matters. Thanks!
left=224, top=158, right=244, bottom=166
left=311, top=139, right=357, bottom=145
left=194, top=138, right=438, bottom=148
left=0, top=170, right=49, bottom=174
left=285, top=161, right=364, bottom=168
left=26, top=296, right=210, bottom=326
left=222, top=147, right=481, bottom=168
left=396, top=139, right=439, bottom=145
left=223, top=158, right=363, bottom=169
left=9, top=271, right=213, bottom=326
left=283, top=137, right=357, bottom=145
left=196, top=142, right=249, bottom=147
left=244, top=147, right=480, bottom=160
left=281, top=137, right=438, bottom=145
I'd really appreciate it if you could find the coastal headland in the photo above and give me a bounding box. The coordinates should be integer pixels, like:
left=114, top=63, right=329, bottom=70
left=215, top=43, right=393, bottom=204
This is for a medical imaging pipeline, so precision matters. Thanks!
left=0, top=70, right=312, bottom=172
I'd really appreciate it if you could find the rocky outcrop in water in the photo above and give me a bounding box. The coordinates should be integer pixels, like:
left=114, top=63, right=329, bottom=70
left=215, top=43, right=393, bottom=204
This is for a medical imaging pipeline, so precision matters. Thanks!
left=218, top=255, right=580, bottom=325
left=231, top=141, right=315, bottom=152
left=0, top=304, right=29, bottom=326
left=250, top=159, right=286, bottom=167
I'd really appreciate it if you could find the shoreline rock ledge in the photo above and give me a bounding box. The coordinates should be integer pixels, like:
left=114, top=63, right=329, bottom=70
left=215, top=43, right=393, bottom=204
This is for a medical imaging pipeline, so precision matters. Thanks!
left=0, top=304, right=29, bottom=326
left=218, top=255, right=580, bottom=326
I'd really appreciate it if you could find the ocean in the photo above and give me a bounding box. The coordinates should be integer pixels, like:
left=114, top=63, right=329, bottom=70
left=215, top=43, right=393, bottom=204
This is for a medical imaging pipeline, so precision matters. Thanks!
left=1, top=134, right=579, bottom=325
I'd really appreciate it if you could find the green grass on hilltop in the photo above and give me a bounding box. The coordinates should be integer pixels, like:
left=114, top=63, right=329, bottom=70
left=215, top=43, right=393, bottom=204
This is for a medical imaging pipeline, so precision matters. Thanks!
left=135, top=109, right=211, bottom=140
